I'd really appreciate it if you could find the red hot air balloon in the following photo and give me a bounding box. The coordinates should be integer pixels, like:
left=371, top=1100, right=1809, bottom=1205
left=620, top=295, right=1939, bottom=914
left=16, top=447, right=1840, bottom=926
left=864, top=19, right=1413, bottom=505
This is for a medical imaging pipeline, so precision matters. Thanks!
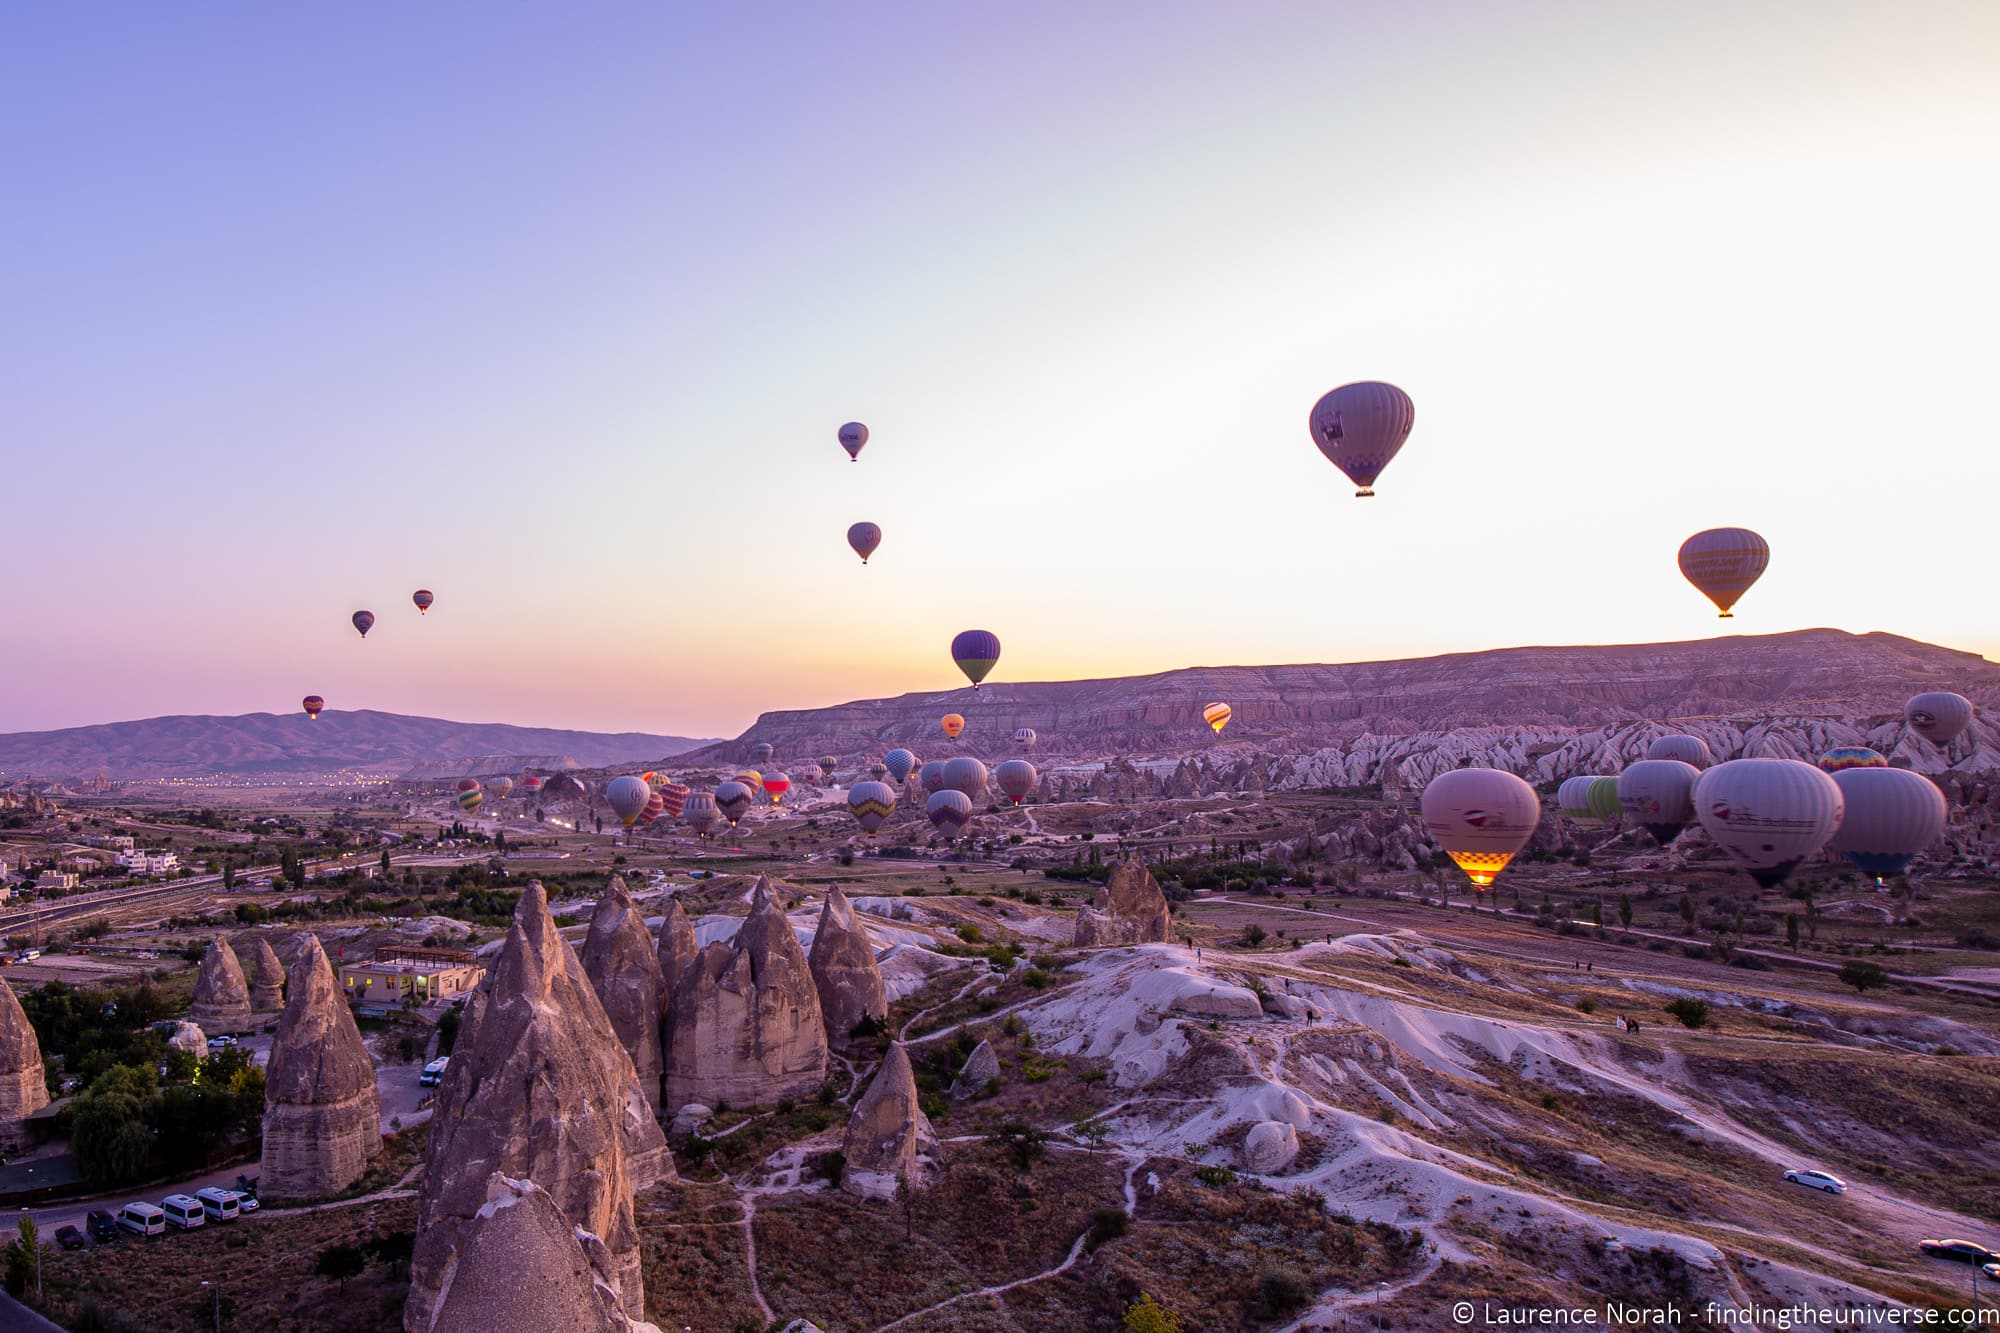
left=302, top=695, right=324, bottom=720
left=413, top=589, right=435, bottom=614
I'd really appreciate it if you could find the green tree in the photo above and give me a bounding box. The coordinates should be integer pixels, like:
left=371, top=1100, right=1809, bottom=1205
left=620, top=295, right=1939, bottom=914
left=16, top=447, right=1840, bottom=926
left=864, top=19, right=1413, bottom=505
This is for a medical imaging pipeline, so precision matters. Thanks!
left=380, top=849, right=392, bottom=874
left=1838, top=960, right=1888, bottom=993
left=1617, top=894, right=1633, bottom=932
left=314, top=1244, right=366, bottom=1291
left=1664, top=998, right=1710, bottom=1030
left=70, top=1090, right=153, bottom=1186
left=1785, top=913, right=1800, bottom=951
left=1124, top=1293, right=1182, bottom=1333
left=221, top=862, right=236, bottom=891
left=1678, top=894, right=1696, bottom=931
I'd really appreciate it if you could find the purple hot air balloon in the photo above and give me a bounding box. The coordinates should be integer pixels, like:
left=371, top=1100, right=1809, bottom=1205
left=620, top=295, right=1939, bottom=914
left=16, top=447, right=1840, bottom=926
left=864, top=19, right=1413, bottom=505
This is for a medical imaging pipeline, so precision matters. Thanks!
left=951, top=630, right=1001, bottom=690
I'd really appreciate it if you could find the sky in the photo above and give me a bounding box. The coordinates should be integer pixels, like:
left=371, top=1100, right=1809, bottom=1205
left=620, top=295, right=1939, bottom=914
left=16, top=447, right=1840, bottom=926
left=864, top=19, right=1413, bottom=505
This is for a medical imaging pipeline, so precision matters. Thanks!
left=4, top=1, right=1997, bottom=739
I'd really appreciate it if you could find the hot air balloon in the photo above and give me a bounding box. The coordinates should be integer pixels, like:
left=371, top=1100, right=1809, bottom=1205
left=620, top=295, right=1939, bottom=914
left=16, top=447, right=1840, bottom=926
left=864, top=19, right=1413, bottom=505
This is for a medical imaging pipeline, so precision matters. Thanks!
left=918, top=760, right=946, bottom=793
left=995, top=759, right=1037, bottom=805
left=1828, top=768, right=1947, bottom=882
left=926, top=789, right=974, bottom=837
left=641, top=771, right=661, bottom=790
left=456, top=778, right=483, bottom=813
left=818, top=755, right=840, bottom=781
left=413, top=589, right=434, bottom=615
left=764, top=771, right=791, bottom=805
left=847, top=781, right=897, bottom=835
left=1678, top=528, right=1769, bottom=618
left=847, top=522, right=882, bottom=564
left=684, top=790, right=721, bottom=838
left=522, top=775, right=546, bottom=795
left=868, top=762, right=890, bottom=781
left=1420, top=768, right=1540, bottom=889
left=734, top=770, right=765, bottom=797
left=950, top=630, right=1001, bottom=691
left=839, top=421, right=869, bottom=461
left=1647, top=735, right=1712, bottom=768
left=659, top=780, right=690, bottom=820
left=751, top=742, right=775, bottom=765
left=1556, top=776, right=1601, bottom=820
left=638, top=790, right=666, bottom=826
left=1905, top=692, right=1973, bottom=747
left=1202, top=703, right=1232, bottom=735
left=1586, top=777, right=1622, bottom=823
left=1308, top=381, right=1415, bottom=498
left=1693, top=759, right=1843, bottom=888
left=607, top=775, right=652, bottom=828
left=941, top=714, right=966, bottom=740
left=352, top=610, right=375, bottom=638
left=715, top=781, right=754, bottom=826
left=487, top=776, right=514, bottom=800
left=1616, top=760, right=1700, bottom=845
left=942, top=757, right=989, bottom=800
left=884, top=749, right=918, bottom=784
left=302, top=695, right=324, bottom=721
left=1818, top=746, right=1888, bottom=774
left=1013, top=728, right=1037, bottom=750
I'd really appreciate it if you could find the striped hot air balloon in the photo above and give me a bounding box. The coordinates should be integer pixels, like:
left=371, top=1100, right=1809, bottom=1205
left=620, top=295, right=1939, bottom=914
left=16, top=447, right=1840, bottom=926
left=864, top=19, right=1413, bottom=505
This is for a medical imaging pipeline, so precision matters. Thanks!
left=884, top=749, right=918, bottom=784
left=522, top=775, right=545, bottom=795
left=1586, top=777, right=1623, bottom=823
left=456, top=778, right=483, bottom=813
left=1693, top=759, right=1843, bottom=888
left=818, top=755, right=839, bottom=780
left=684, top=790, right=721, bottom=837
left=1616, top=760, right=1700, bottom=845
left=847, top=781, right=897, bottom=835
left=1678, top=528, right=1769, bottom=618
left=1202, top=702, right=1232, bottom=735
left=1308, top=381, right=1415, bottom=497
left=638, top=790, right=666, bottom=826
left=1013, top=728, right=1037, bottom=750
left=995, top=759, right=1037, bottom=806
left=1421, top=768, right=1539, bottom=889
left=487, top=776, right=514, bottom=800
left=659, top=781, right=690, bottom=820
left=926, top=789, right=974, bottom=837
left=764, top=771, right=791, bottom=805
left=1828, top=768, right=1947, bottom=882
left=940, top=714, right=965, bottom=740
left=951, top=630, right=1001, bottom=690
left=1647, top=735, right=1712, bottom=767
left=1556, top=776, right=1600, bottom=819
left=1818, top=746, right=1888, bottom=774
left=302, top=695, right=324, bottom=720
left=412, top=589, right=434, bottom=614
left=716, top=781, right=754, bottom=826
left=734, top=770, right=765, bottom=797
left=868, top=762, right=890, bottom=781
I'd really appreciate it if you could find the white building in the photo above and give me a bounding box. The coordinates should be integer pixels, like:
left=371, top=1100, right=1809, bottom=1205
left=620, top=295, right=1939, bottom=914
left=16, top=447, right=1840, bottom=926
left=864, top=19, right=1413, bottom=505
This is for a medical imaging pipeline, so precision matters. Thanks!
left=34, top=871, right=79, bottom=893
left=116, top=851, right=178, bottom=877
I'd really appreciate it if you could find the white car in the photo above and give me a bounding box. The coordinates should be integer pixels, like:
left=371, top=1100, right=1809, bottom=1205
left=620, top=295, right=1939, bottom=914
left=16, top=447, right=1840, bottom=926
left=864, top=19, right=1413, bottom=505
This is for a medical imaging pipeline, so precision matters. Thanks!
left=206, top=1035, right=238, bottom=1050
left=1783, top=1168, right=1848, bottom=1193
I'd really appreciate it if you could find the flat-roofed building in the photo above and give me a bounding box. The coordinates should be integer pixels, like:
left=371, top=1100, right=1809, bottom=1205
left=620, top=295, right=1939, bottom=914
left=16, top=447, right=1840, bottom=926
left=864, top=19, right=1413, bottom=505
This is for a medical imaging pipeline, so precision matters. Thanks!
left=338, top=945, right=484, bottom=1008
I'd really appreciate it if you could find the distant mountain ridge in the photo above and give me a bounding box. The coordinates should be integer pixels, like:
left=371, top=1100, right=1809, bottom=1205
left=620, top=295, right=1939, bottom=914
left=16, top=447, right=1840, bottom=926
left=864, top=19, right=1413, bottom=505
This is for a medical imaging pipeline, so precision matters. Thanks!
left=0, top=711, right=718, bottom=780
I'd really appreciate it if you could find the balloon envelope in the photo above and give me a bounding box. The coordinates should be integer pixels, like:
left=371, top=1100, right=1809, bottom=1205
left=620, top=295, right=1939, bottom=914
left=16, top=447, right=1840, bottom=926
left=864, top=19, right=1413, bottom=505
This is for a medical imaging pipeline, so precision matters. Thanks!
left=1905, top=692, right=1973, bottom=747
left=1693, top=759, right=1843, bottom=888
left=1678, top=528, right=1769, bottom=618
left=1013, top=728, right=1037, bottom=750
left=950, top=630, right=1001, bottom=690
left=1647, top=735, right=1712, bottom=768
left=1556, top=776, right=1601, bottom=819
left=764, top=772, right=791, bottom=804
left=918, top=760, right=947, bottom=792
left=1202, top=703, right=1232, bottom=735
left=456, top=778, right=483, bottom=813
left=638, top=790, right=666, bottom=826
left=684, top=790, right=721, bottom=836
left=941, top=757, right=989, bottom=800
left=352, top=610, right=375, bottom=638
left=1617, top=760, right=1700, bottom=845
left=926, top=789, right=973, bottom=836
left=869, top=762, right=890, bottom=781
left=838, top=421, right=869, bottom=461
left=302, top=695, right=324, bottom=720
left=606, top=775, right=652, bottom=827
left=734, top=770, right=765, bottom=796
left=715, top=781, right=754, bottom=825
left=884, top=749, right=918, bottom=784
left=995, top=759, right=1037, bottom=805
left=940, top=714, right=966, bottom=739
left=1828, top=767, right=1947, bottom=880
left=522, top=775, right=545, bottom=794
left=487, top=777, right=514, bottom=799
left=751, top=743, right=775, bottom=765
left=818, top=756, right=840, bottom=779
left=847, top=780, right=897, bottom=835
left=1586, top=777, right=1623, bottom=823
left=1308, top=381, right=1415, bottom=497
left=413, top=589, right=434, bottom=614
left=1420, top=769, right=1540, bottom=888
left=1818, top=746, right=1887, bottom=773
left=659, top=781, right=690, bottom=819
left=847, top=522, right=882, bottom=563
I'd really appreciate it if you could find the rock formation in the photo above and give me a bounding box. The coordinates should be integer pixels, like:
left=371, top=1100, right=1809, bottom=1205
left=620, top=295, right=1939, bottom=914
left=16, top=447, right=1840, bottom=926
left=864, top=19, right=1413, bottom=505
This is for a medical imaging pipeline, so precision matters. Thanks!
left=413, top=1174, right=644, bottom=1333
left=1072, top=856, right=1171, bottom=947
left=840, top=1042, right=941, bottom=1201
left=655, top=897, right=699, bottom=1102
left=0, top=978, right=50, bottom=1148
left=580, top=877, right=665, bottom=1115
left=948, top=1039, right=1000, bottom=1101
left=248, top=936, right=286, bottom=1014
left=806, top=887, right=887, bottom=1049
left=165, top=1020, right=207, bottom=1058
left=1243, top=1120, right=1300, bottom=1173
left=188, top=935, right=254, bottom=1034
left=260, top=934, right=382, bottom=1201
left=664, top=876, right=828, bottom=1109
left=407, top=882, right=671, bottom=1330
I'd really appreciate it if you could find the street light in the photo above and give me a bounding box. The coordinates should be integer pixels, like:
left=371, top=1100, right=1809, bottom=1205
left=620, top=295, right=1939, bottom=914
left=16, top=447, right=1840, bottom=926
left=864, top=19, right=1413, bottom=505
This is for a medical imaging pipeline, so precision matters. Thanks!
left=1375, top=1281, right=1386, bottom=1330
left=200, top=1279, right=220, bottom=1332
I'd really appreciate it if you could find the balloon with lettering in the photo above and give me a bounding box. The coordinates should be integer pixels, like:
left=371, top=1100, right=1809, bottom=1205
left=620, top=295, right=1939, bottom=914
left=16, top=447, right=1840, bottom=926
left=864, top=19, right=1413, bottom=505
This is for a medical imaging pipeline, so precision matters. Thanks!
left=839, top=421, right=869, bottom=461
left=1616, top=760, right=1700, bottom=845
left=847, top=522, right=882, bottom=564
left=1420, top=768, right=1540, bottom=889
left=1904, top=692, right=1973, bottom=747
left=940, top=714, right=965, bottom=739
left=1308, top=381, right=1415, bottom=498
left=606, top=775, right=652, bottom=828
left=1647, top=735, right=1712, bottom=768
left=352, top=610, right=375, bottom=639
left=1693, top=759, right=1843, bottom=888
left=412, top=589, right=434, bottom=615
left=995, top=759, right=1038, bottom=806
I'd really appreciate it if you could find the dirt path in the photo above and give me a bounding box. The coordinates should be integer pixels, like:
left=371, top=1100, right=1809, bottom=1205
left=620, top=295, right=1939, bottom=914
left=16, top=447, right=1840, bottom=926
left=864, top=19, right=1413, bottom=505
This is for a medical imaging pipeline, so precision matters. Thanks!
left=872, top=1229, right=1091, bottom=1332
left=1273, top=1250, right=1444, bottom=1332
left=736, top=1189, right=776, bottom=1325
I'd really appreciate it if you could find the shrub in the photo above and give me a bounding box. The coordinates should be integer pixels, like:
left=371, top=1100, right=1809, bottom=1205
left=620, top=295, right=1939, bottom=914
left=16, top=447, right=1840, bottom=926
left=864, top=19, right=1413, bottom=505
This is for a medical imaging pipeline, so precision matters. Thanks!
left=1575, top=997, right=1597, bottom=1014
left=1664, top=998, right=1710, bottom=1030
left=813, top=1150, right=846, bottom=1185
left=1124, top=1294, right=1183, bottom=1333
left=1838, top=960, right=1888, bottom=993
left=1086, top=1206, right=1130, bottom=1250
left=1193, top=1165, right=1236, bottom=1187
left=1252, top=1267, right=1313, bottom=1319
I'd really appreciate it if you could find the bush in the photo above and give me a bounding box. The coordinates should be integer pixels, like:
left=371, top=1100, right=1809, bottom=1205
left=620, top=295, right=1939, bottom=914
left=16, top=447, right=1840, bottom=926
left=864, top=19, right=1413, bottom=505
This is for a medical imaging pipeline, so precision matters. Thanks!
left=1086, top=1206, right=1130, bottom=1250
left=1664, top=998, right=1710, bottom=1030
left=1251, top=1267, right=1312, bottom=1319
left=1124, top=1294, right=1182, bottom=1333
left=1193, top=1165, right=1236, bottom=1187
left=1839, top=960, right=1888, bottom=993
left=1575, top=997, right=1597, bottom=1014
left=812, top=1150, right=845, bottom=1185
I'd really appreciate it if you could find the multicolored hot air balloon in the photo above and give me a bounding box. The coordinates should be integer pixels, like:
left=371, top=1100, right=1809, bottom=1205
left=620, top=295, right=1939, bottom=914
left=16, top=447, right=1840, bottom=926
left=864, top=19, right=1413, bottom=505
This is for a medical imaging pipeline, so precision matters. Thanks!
left=995, top=759, right=1037, bottom=806
left=942, top=757, right=989, bottom=800
left=1308, top=381, right=1414, bottom=498
left=751, top=743, right=775, bottom=766
left=951, top=630, right=1001, bottom=691
left=1202, top=703, right=1232, bottom=735
left=818, top=755, right=839, bottom=780
left=352, top=610, right=375, bottom=639
left=487, top=776, right=514, bottom=800
left=1818, top=746, right=1888, bottom=774
left=1828, top=768, right=1946, bottom=883
left=734, top=770, right=765, bottom=798
left=926, top=789, right=973, bottom=837
left=1647, top=735, right=1712, bottom=768
left=456, top=778, right=483, bottom=813
left=684, top=790, right=721, bottom=838
left=847, top=522, right=882, bottom=564
left=1420, top=768, right=1539, bottom=889
left=917, top=760, right=946, bottom=792
left=413, top=589, right=434, bottom=615
left=522, top=775, right=546, bottom=795
left=1617, top=760, right=1700, bottom=845
left=1693, top=759, right=1843, bottom=888
left=940, top=714, right=966, bottom=740
left=638, top=790, right=666, bottom=827
left=884, top=749, right=918, bottom=784
left=715, top=781, right=754, bottom=826
left=764, top=771, right=791, bottom=805
left=1678, top=528, right=1769, bottom=618
left=1905, top=692, right=1973, bottom=747
left=641, top=771, right=661, bottom=790
left=839, top=421, right=869, bottom=461
left=659, top=780, right=690, bottom=820
left=606, top=775, right=652, bottom=828
left=869, top=762, right=890, bottom=781
left=847, top=780, right=897, bottom=835
left=1013, top=728, right=1037, bottom=750
left=302, top=695, right=324, bottom=721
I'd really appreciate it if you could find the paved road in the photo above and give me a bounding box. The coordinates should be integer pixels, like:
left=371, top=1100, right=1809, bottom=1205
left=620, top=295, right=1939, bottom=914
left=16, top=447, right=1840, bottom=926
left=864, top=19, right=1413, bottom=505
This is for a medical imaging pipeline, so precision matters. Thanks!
left=0, top=1291, right=64, bottom=1332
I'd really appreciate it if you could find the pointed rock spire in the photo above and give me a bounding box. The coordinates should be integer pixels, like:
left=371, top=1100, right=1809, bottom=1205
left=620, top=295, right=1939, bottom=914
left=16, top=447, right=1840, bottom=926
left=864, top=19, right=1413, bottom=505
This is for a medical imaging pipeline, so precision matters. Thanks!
left=1072, top=855, right=1171, bottom=947
left=406, top=882, right=672, bottom=1331
left=949, top=1038, right=1000, bottom=1101
left=0, top=978, right=50, bottom=1149
left=415, top=1175, right=636, bottom=1333
left=840, top=1042, right=941, bottom=1200
left=248, top=936, right=286, bottom=1014
left=189, top=935, right=253, bottom=1034
left=580, top=876, right=665, bottom=1116
left=260, top=934, right=382, bottom=1201
left=664, top=876, right=827, bottom=1110
left=807, top=887, right=887, bottom=1050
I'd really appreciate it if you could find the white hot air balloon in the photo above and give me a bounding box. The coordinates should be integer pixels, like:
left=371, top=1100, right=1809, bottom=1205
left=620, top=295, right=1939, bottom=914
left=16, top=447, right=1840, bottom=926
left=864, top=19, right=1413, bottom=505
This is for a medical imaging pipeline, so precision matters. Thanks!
left=1692, top=759, right=1843, bottom=888
left=606, top=775, right=652, bottom=828
left=1557, top=776, right=1600, bottom=820
left=941, top=757, right=988, bottom=800
left=1013, top=728, right=1037, bottom=750
left=1904, top=692, right=1973, bottom=747
left=1616, top=760, right=1700, bottom=845
left=1420, top=768, right=1540, bottom=889
left=1647, top=735, right=1713, bottom=768
left=994, top=759, right=1037, bottom=805
left=1828, top=768, right=1947, bottom=884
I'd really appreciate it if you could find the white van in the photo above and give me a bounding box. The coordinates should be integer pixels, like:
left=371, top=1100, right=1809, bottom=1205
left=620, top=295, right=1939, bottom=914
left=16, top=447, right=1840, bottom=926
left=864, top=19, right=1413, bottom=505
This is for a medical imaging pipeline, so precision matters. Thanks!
left=195, top=1187, right=240, bottom=1222
left=419, top=1057, right=449, bottom=1087
left=117, top=1202, right=165, bottom=1237
left=160, top=1194, right=205, bottom=1230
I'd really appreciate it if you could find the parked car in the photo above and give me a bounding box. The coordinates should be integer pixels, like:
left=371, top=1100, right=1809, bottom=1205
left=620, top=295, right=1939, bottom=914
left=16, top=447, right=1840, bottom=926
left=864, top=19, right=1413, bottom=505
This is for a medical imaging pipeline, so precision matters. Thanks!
left=1920, top=1239, right=1999, bottom=1267
left=159, top=1194, right=205, bottom=1231
left=86, top=1210, right=119, bottom=1243
left=194, top=1187, right=239, bottom=1222
left=1985, top=1262, right=2000, bottom=1281
left=205, top=1034, right=238, bottom=1050
left=232, top=1190, right=258, bottom=1214
left=116, top=1202, right=164, bottom=1237
left=53, top=1225, right=84, bottom=1251
left=1782, top=1168, right=1847, bottom=1194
